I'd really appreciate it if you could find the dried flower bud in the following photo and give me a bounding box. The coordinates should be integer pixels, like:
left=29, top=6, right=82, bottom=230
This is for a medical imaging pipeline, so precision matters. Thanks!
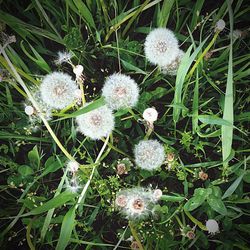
left=204, top=51, right=213, bottom=61
left=167, top=153, right=175, bottom=162
left=131, top=241, right=140, bottom=250
left=115, top=195, right=127, bottom=207
left=186, top=231, right=195, bottom=239
left=199, top=171, right=208, bottom=181
left=116, top=163, right=127, bottom=175
left=153, top=189, right=163, bottom=200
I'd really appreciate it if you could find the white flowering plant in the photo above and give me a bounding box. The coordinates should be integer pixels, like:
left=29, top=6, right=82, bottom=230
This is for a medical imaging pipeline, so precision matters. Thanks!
left=0, top=1, right=249, bottom=250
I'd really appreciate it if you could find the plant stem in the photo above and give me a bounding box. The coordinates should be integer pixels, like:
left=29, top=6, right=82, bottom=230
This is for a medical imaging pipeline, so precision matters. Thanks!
left=129, top=221, right=144, bottom=250
left=187, top=31, right=220, bottom=79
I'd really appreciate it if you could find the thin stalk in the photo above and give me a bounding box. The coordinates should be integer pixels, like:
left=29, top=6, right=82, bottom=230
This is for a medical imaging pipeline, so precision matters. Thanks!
left=187, top=31, right=220, bottom=79
left=129, top=221, right=144, bottom=250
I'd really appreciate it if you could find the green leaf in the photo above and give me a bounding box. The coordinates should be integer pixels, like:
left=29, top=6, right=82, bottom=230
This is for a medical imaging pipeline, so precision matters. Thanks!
left=58, top=97, right=105, bottom=120
left=207, top=195, right=227, bottom=215
left=198, top=115, right=233, bottom=127
left=18, top=165, right=34, bottom=176
left=157, top=0, right=175, bottom=27
left=56, top=207, right=76, bottom=250
left=222, top=174, right=244, bottom=199
left=221, top=0, right=234, bottom=166
left=26, top=191, right=77, bottom=215
left=28, top=145, right=40, bottom=169
left=41, top=156, right=62, bottom=176
left=184, top=188, right=208, bottom=211
left=71, top=0, right=96, bottom=30
left=161, top=195, right=185, bottom=202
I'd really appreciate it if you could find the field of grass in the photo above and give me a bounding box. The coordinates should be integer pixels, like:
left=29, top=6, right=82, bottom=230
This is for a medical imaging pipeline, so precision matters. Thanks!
left=0, top=0, right=249, bottom=249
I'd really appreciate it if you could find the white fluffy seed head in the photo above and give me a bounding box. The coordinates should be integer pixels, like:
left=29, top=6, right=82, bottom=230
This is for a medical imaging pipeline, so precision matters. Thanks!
left=25, top=106, right=35, bottom=116
left=116, top=187, right=156, bottom=220
left=55, top=51, right=73, bottom=65
left=40, top=72, right=79, bottom=109
left=144, top=28, right=179, bottom=67
left=152, top=189, right=163, bottom=201
left=215, top=19, right=226, bottom=32
left=102, top=73, right=139, bottom=110
left=73, top=65, right=84, bottom=78
left=76, top=104, right=114, bottom=140
left=143, top=107, right=158, bottom=123
left=206, top=219, right=219, bottom=234
left=67, top=161, right=79, bottom=173
left=161, top=49, right=184, bottom=75
left=134, top=140, right=165, bottom=171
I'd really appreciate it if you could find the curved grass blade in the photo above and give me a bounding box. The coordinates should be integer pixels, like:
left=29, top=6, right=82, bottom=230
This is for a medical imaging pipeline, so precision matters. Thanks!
left=222, top=0, right=234, bottom=167
left=56, top=207, right=76, bottom=250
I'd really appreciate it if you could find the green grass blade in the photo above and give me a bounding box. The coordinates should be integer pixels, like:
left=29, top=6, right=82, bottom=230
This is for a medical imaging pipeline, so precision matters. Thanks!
left=222, top=0, right=234, bottom=167
left=71, top=0, right=97, bottom=30
left=56, top=207, right=76, bottom=250
left=222, top=174, right=244, bottom=200
left=25, top=191, right=77, bottom=216
left=157, top=0, right=175, bottom=27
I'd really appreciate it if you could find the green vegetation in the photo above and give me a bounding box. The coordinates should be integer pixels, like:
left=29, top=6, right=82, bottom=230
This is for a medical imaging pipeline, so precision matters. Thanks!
left=0, top=0, right=249, bottom=249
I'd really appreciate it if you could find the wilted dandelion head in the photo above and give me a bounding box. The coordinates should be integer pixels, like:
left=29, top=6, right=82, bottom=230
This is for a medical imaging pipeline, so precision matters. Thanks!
left=116, top=187, right=159, bottom=220
left=152, top=189, right=163, bottom=201
left=55, top=51, right=73, bottom=65
left=144, top=28, right=179, bottom=67
left=115, top=194, right=127, bottom=207
left=206, top=219, right=219, bottom=234
left=76, top=104, right=114, bottom=140
left=134, top=140, right=165, bottom=171
left=67, top=161, right=79, bottom=173
left=102, top=73, right=139, bottom=110
left=40, top=72, right=79, bottom=109
left=161, top=49, right=184, bottom=75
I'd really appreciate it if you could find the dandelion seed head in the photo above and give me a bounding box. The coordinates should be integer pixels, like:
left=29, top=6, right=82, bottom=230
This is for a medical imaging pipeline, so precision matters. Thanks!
left=73, top=65, right=84, bottom=78
left=55, top=51, right=73, bottom=65
left=152, top=189, right=163, bottom=201
left=25, top=105, right=35, bottom=116
left=102, top=73, right=139, bottom=110
left=215, top=19, right=225, bottom=32
left=116, top=187, right=159, bottom=220
left=144, top=28, right=179, bottom=67
left=134, top=140, right=165, bottom=171
left=115, top=194, right=127, bottom=207
left=143, top=107, right=158, bottom=123
left=161, top=49, right=184, bottom=75
left=76, top=104, right=114, bottom=140
left=67, top=177, right=80, bottom=193
left=40, top=72, right=79, bottom=109
left=206, top=219, right=219, bottom=234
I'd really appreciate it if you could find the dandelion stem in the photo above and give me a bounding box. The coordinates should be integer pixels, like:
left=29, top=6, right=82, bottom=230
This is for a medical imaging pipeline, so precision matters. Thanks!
left=0, top=44, right=75, bottom=162
left=184, top=210, right=207, bottom=231
left=129, top=221, right=144, bottom=250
